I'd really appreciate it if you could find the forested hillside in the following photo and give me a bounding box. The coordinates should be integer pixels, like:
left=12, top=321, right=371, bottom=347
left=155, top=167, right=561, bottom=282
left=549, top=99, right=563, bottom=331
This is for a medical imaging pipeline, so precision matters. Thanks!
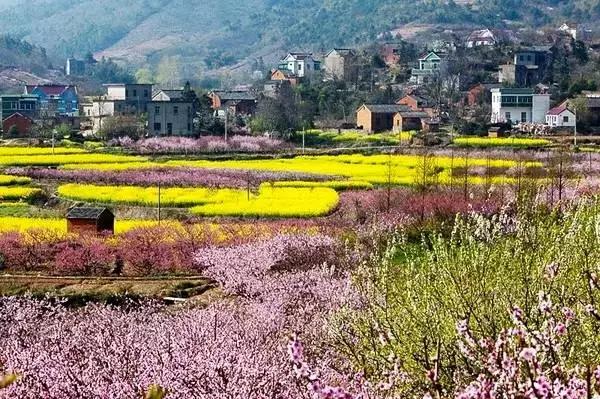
left=0, top=0, right=599, bottom=71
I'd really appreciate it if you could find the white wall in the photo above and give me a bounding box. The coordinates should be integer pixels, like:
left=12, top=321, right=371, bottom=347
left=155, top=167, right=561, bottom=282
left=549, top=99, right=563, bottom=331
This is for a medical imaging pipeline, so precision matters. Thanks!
left=532, top=95, right=550, bottom=123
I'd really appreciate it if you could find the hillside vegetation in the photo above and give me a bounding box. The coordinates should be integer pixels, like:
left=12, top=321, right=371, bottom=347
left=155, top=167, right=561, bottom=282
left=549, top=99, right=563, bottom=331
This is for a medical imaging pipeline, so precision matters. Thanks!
left=0, top=0, right=598, bottom=70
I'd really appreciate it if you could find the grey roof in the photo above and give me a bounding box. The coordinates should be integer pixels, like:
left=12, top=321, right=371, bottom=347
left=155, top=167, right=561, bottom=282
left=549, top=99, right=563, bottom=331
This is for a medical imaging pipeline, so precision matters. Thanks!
left=587, top=97, right=600, bottom=108
left=326, top=48, right=356, bottom=57
left=158, top=89, right=184, bottom=100
left=212, top=90, right=256, bottom=101
left=398, top=111, right=430, bottom=118
left=363, top=104, right=411, bottom=113
left=518, top=46, right=553, bottom=53
left=67, top=207, right=113, bottom=220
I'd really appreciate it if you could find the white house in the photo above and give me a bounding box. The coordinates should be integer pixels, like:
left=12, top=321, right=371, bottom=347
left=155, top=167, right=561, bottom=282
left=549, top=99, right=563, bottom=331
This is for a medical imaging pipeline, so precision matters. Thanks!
left=465, top=29, right=496, bottom=48
left=491, top=88, right=550, bottom=124
left=546, top=104, right=576, bottom=127
left=278, top=53, right=320, bottom=78
left=558, top=23, right=579, bottom=40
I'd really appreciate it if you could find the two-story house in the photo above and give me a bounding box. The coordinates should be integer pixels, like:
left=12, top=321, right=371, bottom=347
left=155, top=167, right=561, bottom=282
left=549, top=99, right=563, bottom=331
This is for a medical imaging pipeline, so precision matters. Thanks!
left=0, top=94, right=39, bottom=120
left=25, top=85, right=79, bottom=117
left=147, top=87, right=194, bottom=136
left=323, top=48, right=358, bottom=81
left=499, top=47, right=552, bottom=87
left=491, top=88, right=550, bottom=124
left=278, top=53, right=320, bottom=78
left=410, top=51, right=446, bottom=84
left=84, top=83, right=153, bottom=134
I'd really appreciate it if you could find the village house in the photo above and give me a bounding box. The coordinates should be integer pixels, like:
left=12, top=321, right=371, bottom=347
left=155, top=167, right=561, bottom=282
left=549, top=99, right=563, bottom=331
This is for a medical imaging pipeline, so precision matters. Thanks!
left=25, top=84, right=79, bottom=117
left=380, top=43, right=402, bottom=66
left=0, top=94, right=39, bottom=120
left=270, top=69, right=300, bottom=87
left=465, top=29, right=497, bottom=48
left=393, top=110, right=430, bottom=132
left=466, top=83, right=502, bottom=106
left=323, top=48, right=358, bottom=81
left=545, top=104, right=576, bottom=128
left=208, top=90, right=257, bottom=117
left=410, top=51, right=446, bottom=84
left=356, top=104, right=411, bottom=133
left=557, top=22, right=591, bottom=41
left=396, top=94, right=436, bottom=117
left=563, top=93, right=600, bottom=127
left=147, top=87, right=194, bottom=136
left=84, top=83, right=153, bottom=134
left=66, top=58, right=85, bottom=76
left=490, top=88, right=550, bottom=124
left=278, top=52, right=320, bottom=78
left=2, top=112, right=33, bottom=137
left=498, top=47, right=552, bottom=87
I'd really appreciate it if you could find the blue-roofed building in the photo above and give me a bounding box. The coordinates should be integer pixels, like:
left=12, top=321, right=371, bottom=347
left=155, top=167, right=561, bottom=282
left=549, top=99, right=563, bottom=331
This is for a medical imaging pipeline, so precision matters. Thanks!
left=24, top=84, right=79, bottom=117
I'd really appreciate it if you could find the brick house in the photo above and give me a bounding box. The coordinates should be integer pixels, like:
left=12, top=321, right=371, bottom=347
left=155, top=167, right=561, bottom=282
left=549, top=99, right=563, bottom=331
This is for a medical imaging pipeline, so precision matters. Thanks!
left=396, top=94, right=436, bottom=117
left=207, top=90, right=257, bottom=116
left=393, top=110, right=430, bottom=132
left=356, top=104, right=411, bottom=133
left=2, top=112, right=33, bottom=137
left=323, top=48, right=357, bottom=81
left=67, top=207, right=115, bottom=235
left=466, top=83, right=502, bottom=106
left=271, top=69, right=300, bottom=86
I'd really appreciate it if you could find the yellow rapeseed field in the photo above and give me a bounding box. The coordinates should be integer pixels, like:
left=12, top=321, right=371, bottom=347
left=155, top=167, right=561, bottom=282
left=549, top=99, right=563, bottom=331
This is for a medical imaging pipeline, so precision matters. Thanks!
left=0, top=147, right=87, bottom=156
left=270, top=180, right=373, bottom=190
left=0, top=175, right=31, bottom=186
left=167, top=154, right=539, bottom=185
left=58, top=184, right=245, bottom=207
left=0, top=187, right=41, bottom=201
left=0, top=153, right=146, bottom=167
left=0, top=217, right=160, bottom=236
left=453, top=137, right=552, bottom=148
left=190, top=186, right=339, bottom=218
left=57, top=183, right=340, bottom=217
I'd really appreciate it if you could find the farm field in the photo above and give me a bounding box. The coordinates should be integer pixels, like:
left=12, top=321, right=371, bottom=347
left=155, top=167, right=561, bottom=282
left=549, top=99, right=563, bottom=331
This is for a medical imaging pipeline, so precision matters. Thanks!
left=2, top=142, right=600, bottom=397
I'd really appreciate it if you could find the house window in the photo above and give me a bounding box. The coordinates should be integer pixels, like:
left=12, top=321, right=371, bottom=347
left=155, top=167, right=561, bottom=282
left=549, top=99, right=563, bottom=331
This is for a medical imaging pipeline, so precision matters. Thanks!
left=133, top=89, right=137, bottom=97
left=298, top=64, right=302, bottom=70
left=521, top=112, right=527, bottom=123
left=155, top=106, right=160, bottom=114
left=167, top=123, right=172, bottom=135
left=173, top=106, right=179, bottom=115
left=126, top=90, right=129, bottom=97
left=154, top=123, right=161, bottom=131
left=563, top=116, right=569, bottom=123
left=144, top=89, right=149, bottom=98
left=505, top=112, right=511, bottom=121
left=187, top=123, right=191, bottom=131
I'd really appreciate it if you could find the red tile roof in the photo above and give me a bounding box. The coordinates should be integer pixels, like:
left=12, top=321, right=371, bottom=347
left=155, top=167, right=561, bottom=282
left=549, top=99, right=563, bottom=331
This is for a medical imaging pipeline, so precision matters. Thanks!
left=547, top=105, right=572, bottom=115
left=25, top=85, right=74, bottom=96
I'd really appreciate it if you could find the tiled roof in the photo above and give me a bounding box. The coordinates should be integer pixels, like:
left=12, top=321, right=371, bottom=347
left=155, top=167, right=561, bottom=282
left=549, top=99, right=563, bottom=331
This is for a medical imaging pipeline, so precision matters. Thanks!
left=398, top=111, right=430, bottom=118
left=211, top=90, right=256, bottom=101
left=362, top=104, right=411, bottom=113
left=547, top=105, right=571, bottom=115
left=25, top=84, right=74, bottom=96
left=67, top=207, right=113, bottom=220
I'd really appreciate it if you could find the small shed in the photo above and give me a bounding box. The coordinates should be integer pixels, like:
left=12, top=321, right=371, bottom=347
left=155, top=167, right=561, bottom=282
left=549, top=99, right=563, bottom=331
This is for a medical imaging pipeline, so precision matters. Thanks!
left=488, top=126, right=504, bottom=138
left=422, top=118, right=441, bottom=133
left=393, top=111, right=429, bottom=132
left=67, top=207, right=115, bottom=235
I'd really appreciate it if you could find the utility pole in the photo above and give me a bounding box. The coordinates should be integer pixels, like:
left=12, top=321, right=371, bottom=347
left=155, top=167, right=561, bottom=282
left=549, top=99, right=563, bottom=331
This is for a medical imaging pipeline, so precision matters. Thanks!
left=302, top=126, right=305, bottom=154
left=574, top=108, right=578, bottom=147
left=51, top=127, right=56, bottom=155
left=224, top=109, right=228, bottom=141
left=157, top=181, right=162, bottom=225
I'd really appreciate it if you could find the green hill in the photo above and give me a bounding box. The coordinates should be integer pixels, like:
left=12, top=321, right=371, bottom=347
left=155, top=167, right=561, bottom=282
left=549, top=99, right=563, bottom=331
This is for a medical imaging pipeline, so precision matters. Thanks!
left=0, top=0, right=597, bottom=73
